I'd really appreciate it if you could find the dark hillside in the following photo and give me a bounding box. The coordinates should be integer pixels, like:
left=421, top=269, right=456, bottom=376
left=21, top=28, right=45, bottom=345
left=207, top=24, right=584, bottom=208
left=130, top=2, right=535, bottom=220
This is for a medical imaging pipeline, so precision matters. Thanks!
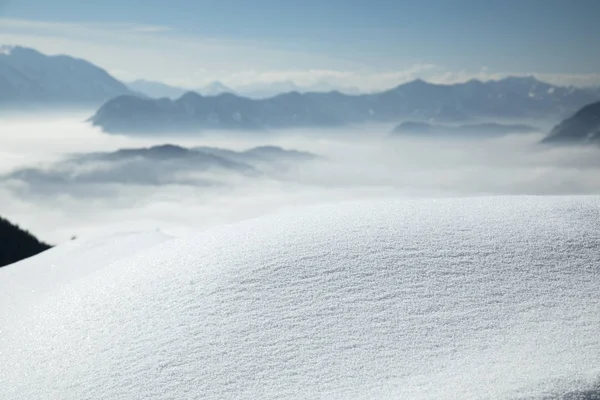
left=0, top=217, right=51, bottom=267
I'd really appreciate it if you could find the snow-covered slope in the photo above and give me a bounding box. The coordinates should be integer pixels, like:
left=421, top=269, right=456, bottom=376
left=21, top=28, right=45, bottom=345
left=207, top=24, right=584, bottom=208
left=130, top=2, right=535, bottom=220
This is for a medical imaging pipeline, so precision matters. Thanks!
left=0, top=230, right=172, bottom=310
left=1, top=197, right=599, bottom=399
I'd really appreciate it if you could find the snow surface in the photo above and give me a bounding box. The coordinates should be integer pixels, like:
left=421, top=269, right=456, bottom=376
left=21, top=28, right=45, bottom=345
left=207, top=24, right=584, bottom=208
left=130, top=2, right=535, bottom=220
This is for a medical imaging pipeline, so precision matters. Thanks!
left=0, top=230, right=172, bottom=312
left=1, top=197, right=600, bottom=399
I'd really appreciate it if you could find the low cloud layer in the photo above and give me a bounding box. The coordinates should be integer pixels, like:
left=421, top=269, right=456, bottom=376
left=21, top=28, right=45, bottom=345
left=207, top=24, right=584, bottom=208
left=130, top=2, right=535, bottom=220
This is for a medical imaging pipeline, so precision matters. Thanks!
left=4, top=143, right=316, bottom=190
left=2, top=114, right=600, bottom=244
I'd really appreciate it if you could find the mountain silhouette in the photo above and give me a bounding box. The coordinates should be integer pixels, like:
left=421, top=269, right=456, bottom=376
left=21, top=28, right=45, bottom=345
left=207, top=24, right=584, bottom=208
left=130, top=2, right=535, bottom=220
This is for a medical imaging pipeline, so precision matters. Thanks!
left=0, top=46, right=134, bottom=108
left=0, top=216, right=51, bottom=267
left=541, top=101, right=600, bottom=144
left=5, top=144, right=317, bottom=188
left=91, top=77, right=600, bottom=134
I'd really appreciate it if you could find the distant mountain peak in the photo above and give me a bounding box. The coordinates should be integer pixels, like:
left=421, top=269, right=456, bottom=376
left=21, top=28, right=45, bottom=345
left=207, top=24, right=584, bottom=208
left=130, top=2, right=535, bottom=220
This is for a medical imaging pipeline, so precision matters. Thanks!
left=201, top=81, right=236, bottom=96
left=0, top=44, right=134, bottom=107
left=177, top=91, right=203, bottom=102
left=130, top=79, right=156, bottom=85
left=149, top=144, right=189, bottom=153
left=497, top=75, right=544, bottom=86
left=0, top=44, right=15, bottom=55
left=407, top=78, right=429, bottom=86
left=205, top=81, right=229, bottom=89
left=388, top=78, right=433, bottom=92
left=4, top=45, right=58, bottom=59
left=91, top=71, right=600, bottom=134
left=276, top=90, right=303, bottom=98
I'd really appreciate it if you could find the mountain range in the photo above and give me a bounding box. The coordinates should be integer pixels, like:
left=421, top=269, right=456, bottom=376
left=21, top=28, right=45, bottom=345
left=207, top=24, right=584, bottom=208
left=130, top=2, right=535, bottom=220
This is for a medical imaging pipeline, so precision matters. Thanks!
left=0, top=45, right=134, bottom=108
left=235, top=80, right=361, bottom=99
left=92, top=77, right=600, bottom=134
left=0, top=44, right=359, bottom=106
left=128, top=80, right=237, bottom=99
left=3, top=45, right=600, bottom=142
left=128, top=79, right=361, bottom=100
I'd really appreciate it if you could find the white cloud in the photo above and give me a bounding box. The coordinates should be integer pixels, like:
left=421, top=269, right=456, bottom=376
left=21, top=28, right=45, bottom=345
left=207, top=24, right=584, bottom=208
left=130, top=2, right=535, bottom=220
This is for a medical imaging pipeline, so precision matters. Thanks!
left=428, top=67, right=600, bottom=88
left=218, top=64, right=438, bottom=91
left=0, top=18, right=171, bottom=37
left=2, top=115, right=600, bottom=243
left=532, top=73, right=600, bottom=88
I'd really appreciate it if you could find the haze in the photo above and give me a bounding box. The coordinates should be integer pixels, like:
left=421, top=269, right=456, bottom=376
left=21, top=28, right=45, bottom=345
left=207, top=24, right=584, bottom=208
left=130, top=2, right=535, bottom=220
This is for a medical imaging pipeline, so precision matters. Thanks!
left=0, top=113, right=598, bottom=244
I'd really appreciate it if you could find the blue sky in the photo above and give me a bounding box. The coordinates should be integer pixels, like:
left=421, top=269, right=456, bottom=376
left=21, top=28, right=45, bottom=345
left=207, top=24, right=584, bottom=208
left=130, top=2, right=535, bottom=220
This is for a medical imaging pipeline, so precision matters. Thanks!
left=0, top=0, right=599, bottom=89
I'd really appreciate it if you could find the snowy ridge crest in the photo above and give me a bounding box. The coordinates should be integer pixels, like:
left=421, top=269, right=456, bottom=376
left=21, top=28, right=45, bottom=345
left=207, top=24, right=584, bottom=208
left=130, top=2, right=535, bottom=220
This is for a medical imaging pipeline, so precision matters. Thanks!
left=0, top=45, right=15, bottom=55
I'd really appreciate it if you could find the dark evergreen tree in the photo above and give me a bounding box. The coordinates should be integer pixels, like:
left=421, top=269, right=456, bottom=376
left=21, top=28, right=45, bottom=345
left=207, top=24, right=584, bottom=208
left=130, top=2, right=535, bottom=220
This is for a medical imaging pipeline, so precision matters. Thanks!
left=0, top=217, right=51, bottom=267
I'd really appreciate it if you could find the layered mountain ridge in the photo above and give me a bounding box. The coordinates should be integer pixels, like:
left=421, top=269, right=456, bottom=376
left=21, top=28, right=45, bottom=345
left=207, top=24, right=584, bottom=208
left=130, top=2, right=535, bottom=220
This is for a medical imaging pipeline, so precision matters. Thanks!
left=92, top=76, right=600, bottom=134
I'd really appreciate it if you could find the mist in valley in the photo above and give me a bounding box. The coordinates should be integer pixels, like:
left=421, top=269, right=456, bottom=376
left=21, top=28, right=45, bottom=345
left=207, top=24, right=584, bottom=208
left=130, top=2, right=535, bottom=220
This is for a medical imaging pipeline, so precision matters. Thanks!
left=2, top=112, right=600, bottom=243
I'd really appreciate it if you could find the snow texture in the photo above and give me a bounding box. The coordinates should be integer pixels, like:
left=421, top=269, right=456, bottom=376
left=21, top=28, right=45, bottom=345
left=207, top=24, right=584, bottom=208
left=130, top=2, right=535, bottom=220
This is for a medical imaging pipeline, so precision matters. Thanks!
left=0, top=230, right=172, bottom=310
left=1, top=197, right=599, bottom=399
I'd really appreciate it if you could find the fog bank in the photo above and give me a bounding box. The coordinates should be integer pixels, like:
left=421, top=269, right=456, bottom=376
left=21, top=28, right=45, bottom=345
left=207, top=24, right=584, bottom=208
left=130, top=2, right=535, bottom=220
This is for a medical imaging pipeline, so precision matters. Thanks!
left=2, top=115, right=599, bottom=243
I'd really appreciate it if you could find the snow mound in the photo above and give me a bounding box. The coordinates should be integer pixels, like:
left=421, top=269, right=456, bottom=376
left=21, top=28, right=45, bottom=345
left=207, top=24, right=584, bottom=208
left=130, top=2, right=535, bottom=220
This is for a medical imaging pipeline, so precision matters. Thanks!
left=0, top=230, right=172, bottom=310
left=1, top=197, right=599, bottom=399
